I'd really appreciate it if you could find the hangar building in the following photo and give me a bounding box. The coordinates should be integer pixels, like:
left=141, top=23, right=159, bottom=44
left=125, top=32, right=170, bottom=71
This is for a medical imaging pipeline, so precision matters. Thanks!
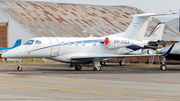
left=166, top=18, right=180, bottom=32
left=0, top=0, right=180, bottom=48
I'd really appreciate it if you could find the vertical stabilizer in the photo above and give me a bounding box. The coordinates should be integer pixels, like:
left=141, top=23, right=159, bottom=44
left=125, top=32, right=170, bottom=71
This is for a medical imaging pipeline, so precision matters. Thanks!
left=144, top=23, right=165, bottom=41
left=123, top=13, right=176, bottom=41
left=123, top=14, right=152, bottom=41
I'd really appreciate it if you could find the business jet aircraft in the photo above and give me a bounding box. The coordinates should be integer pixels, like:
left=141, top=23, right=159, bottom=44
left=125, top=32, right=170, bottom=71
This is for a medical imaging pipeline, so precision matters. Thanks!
left=1, top=13, right=175, bottom=71
left=0, top=39, right=21, bottom=54
left=156, top=42, right=180, bottom=70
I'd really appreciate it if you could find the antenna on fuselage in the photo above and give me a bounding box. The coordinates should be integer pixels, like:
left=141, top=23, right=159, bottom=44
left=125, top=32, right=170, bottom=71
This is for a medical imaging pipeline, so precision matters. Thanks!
left=83, top=26, right=96, bottom=37
left=90, top=34, right=93, bottom=37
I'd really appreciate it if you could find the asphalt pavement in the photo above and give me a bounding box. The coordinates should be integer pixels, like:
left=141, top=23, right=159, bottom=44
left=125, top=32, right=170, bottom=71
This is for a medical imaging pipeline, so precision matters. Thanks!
left=0, top=62, right=180, bottom=101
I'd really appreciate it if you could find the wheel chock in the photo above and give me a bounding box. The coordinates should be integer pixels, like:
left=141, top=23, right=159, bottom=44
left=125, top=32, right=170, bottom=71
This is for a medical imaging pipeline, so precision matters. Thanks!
left=93, top=69, right=97, bottom=71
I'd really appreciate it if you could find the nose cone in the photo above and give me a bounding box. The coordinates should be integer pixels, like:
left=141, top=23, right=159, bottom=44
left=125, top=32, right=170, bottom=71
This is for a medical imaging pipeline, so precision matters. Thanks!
left=1, top=50, right=16, bottom=58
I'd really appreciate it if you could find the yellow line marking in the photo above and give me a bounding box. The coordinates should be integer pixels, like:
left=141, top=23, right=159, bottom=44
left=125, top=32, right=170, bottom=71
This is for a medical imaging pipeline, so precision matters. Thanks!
left=0, top=84, right=180, bottom=99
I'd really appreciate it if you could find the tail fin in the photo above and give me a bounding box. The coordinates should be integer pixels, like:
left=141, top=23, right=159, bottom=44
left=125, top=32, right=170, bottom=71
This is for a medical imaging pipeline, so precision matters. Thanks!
left=12, top=39, right=21, bottom=48
left=123, top=13, right=176, bottom=41
left=144, top=23, right=165, bottom=41
left=163, top=44, right=175, bottom=56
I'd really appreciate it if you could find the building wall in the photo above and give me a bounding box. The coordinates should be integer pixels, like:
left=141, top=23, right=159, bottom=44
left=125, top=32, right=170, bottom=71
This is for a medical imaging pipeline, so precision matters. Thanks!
left=0, top=22, right=7, bottom=47
left=8, top=17, right=36, bottom=47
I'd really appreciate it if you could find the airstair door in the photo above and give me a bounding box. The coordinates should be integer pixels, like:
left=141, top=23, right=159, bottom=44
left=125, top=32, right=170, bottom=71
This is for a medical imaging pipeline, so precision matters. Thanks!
left=49, top=38, right=59, bottom=57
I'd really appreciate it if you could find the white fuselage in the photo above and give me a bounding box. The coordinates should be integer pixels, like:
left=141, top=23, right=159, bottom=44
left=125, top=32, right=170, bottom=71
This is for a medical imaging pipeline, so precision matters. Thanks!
left=3, top=13, right=169, bottom=64
left=2, top=37, right=145, bottom=63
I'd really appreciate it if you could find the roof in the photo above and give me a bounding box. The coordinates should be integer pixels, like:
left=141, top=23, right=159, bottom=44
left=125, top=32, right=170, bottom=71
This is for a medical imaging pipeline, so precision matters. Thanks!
left=0, top=0, right=180, bottom=41
left=166, top=18, right=179, bottom=31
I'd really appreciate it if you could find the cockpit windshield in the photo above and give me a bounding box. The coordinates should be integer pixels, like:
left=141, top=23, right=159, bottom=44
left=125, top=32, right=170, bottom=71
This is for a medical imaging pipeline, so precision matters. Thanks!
left=24, top=40, right=34, bottom=45
left=35, top=40, right=42, bottom=44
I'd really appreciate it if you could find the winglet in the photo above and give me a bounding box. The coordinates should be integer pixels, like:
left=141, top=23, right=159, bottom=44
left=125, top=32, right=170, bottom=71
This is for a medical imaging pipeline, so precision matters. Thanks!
left=163, top=44, right=175, bottom=56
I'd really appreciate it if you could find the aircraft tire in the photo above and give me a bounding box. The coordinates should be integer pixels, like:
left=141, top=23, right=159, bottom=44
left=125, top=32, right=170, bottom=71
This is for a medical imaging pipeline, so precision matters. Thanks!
left=17, top=66, right=22, bottom=71
left=119, top=60, right=125, bottom=66
left=160, top=64, right=167, bottom=71
left=95, top=66, right=102, bottom=71
left=100, top=61, right=106, bottom=66
left=75, top=65, right=82, bottom=71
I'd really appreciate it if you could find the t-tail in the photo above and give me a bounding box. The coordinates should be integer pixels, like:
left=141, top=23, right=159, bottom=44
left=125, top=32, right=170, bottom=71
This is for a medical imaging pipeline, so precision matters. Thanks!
left=123, top=13, right=176, bottom=41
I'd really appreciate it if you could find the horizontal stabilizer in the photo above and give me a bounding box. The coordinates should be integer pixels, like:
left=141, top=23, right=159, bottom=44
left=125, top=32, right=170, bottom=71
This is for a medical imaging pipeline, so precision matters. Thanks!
left=135, top=12, right=177, bottom=17
left=123, top=12, right=177, bottom=41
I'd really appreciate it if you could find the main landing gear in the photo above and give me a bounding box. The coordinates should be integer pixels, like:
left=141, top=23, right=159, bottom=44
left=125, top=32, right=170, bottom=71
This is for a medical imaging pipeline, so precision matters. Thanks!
left=70, top=60, right=103, bottom=71
left=119, top=59, right=125, bottom=66
left=93, top=60, right=102, bottom=71
left=160, top=56, right=167, bottom=71
left=100, top=61, right=106, bottom=66
left=70, top=64, right=83, bottom=71
left=74, top=64, right=82, bottom=71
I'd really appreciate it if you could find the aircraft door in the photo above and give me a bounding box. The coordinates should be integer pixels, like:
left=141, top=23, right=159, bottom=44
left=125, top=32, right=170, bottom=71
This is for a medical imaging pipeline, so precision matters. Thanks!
left=49, top=38, right=59, bottom=57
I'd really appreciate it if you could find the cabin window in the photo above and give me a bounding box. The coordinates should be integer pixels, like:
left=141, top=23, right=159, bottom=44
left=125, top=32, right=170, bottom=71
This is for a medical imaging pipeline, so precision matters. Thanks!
left=81, top=42, right=85, bottom=46
left=92, top=42, right=96, bottom=46
left=35, top=40, right=42, bottom=44
left=24, top=40, right=34, bottom=45
left=68, top=41, right=71, bottom=46
left=74, top=41, right=78, bottom=46
left=61, top=41, right=64, bottom=46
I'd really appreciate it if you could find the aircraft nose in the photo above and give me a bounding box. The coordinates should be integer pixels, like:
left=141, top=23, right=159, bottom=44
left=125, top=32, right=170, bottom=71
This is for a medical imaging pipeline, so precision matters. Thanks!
left=1, top=50, right=16, bottom=58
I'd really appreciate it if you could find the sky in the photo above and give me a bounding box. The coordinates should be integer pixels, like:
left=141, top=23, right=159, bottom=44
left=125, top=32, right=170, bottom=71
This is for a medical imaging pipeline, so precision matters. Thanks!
left=25, top=0, right=180, bottom=22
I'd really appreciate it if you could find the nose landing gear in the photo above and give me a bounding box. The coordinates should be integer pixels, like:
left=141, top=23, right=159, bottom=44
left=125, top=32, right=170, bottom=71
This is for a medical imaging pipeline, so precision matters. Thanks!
left=160, top=56, right=167, bottom=71
left=17, top=65, right=22, bottom=71
left=17, top=60, right=22, bottom=71
left=160, top=64, right=167, bottom=71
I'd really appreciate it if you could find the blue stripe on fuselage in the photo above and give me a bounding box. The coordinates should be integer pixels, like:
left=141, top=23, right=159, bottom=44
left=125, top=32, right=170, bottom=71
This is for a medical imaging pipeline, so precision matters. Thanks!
left=30, top=39, right=103, bottom=52
left=126, top=45, right=142, bottom=51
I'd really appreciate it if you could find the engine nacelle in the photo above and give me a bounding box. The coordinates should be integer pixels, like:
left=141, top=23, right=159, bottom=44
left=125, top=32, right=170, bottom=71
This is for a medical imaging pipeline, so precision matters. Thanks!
left=104, top=37, right=134, bottom=49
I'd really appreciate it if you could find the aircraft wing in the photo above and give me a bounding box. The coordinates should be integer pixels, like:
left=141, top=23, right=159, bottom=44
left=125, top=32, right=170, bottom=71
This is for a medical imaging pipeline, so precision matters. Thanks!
left=72, top=44, right=175, bottom=60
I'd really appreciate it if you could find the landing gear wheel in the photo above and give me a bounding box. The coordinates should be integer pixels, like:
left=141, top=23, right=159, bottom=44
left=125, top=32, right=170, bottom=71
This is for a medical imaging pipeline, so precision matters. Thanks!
left=100, top=61, right=106, bottom=66
left=160, top=64, right=167, bottom=71
left=119, top=60, right=125, bottom=66
left=94, top=66, right=102, bottom=71
left=97, top=66, right=102, bottom=71
left=75, top=65, right=82, bottom=71
left=17, top=66, right=22, bottom=71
